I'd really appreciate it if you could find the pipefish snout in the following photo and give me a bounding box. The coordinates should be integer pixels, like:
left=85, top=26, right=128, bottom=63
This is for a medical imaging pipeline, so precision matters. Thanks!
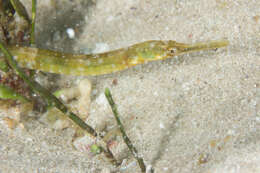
left=6, top=39, right=228, bottom=76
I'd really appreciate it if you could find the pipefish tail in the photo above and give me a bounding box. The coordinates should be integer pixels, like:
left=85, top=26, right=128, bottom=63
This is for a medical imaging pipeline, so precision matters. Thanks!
left=6, top=39, right=228, bottom=76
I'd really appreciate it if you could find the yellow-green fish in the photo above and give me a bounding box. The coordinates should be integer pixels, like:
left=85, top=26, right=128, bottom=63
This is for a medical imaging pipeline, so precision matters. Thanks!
left=7, top=39, right=228, bottom=76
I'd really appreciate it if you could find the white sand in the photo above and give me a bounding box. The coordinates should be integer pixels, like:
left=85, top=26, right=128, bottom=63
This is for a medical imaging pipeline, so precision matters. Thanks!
left=0, top=0, right=259, bottom=172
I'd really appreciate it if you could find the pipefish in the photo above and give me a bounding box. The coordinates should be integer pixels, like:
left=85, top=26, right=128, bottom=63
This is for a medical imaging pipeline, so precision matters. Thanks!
left=6, top=39, right=228, bottom=76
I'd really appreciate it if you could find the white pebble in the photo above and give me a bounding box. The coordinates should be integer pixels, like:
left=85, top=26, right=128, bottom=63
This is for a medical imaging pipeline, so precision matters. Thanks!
left=146, top=165, right=153, bottom=173
left=66, top=28, right=75, bottom=39
left=159, top=122, right=165, bottom=129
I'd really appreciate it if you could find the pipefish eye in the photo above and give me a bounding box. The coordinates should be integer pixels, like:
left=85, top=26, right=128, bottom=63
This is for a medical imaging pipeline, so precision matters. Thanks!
left=168, top=47, right=178, bottom=55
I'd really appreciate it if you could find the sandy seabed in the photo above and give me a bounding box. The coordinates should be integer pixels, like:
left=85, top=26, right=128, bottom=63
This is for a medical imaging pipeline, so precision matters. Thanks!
left=0, top=0, right=259, bottom=172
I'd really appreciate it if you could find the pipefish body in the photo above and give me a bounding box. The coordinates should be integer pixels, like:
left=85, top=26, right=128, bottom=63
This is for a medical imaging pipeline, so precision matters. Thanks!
left=7, top=40, right=228, bottom=76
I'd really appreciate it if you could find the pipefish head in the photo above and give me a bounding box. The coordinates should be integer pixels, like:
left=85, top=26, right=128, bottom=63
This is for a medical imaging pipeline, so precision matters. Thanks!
left=127, top=40, right=187, bottom=65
